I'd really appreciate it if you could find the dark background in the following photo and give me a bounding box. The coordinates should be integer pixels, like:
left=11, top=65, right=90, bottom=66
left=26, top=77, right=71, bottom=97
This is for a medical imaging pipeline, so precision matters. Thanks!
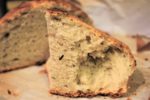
left=0, top=0, right=29, bottom=18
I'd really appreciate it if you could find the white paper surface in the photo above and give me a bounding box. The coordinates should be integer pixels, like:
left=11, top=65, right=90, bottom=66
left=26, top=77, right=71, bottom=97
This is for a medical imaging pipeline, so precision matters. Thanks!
left=80, top=0, right=150, bottom=37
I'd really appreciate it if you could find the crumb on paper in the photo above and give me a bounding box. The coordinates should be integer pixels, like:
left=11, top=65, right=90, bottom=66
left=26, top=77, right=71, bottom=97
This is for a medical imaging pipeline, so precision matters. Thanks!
left=7, top=90, right=11, bottom=95
left=39, top=68, right=47, bottom=74
left=7, top=89, right=19, bottom=96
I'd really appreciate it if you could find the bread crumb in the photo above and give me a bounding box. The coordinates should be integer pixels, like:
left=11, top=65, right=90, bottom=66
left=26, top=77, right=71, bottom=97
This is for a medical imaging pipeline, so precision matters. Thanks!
left=7, top=89, right=11, bottom=95
left=7, top=89, right=19, bottom=96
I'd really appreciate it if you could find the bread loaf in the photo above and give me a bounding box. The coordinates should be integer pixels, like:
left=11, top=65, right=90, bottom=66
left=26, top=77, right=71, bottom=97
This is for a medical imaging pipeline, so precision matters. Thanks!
left=45, top=10, right=136, bottom=97
left=0, top=0, right=92, bottom=72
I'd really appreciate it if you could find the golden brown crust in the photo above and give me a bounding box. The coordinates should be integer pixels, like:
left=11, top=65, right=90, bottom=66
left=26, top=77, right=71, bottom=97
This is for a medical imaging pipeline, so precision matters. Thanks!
left=36, top=0, right=82, bottom=7
left=0, top=0, right=92, bottom=25
left=49, top=88, right=125, bottom=97
left=46, top=10, right=136, bottom=97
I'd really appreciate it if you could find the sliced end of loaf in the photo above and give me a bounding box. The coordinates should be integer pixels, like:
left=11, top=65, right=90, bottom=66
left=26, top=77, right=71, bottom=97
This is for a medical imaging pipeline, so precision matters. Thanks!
left=45, top=10, right=136, bottom=97
left=0, top=10, right=49, bottom=72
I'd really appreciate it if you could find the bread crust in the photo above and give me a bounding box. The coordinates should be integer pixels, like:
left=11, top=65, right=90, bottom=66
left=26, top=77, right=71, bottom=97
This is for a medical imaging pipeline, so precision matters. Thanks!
left=46, top=10, right=136, bottom=97
left=0, top=0, right=92, bottom=72
left=0, top=0, right=92, bottom=25
left=49, top=88, right=124, bottom=97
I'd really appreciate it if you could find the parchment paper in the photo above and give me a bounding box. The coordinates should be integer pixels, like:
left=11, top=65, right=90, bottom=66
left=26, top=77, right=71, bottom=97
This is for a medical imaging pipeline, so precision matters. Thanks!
left=80, top=0, right=150, bottom=37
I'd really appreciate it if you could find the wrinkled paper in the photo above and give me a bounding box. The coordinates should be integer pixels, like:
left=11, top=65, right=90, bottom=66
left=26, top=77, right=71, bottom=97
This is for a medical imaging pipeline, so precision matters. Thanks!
left=80, top=0, right=150, bottom=37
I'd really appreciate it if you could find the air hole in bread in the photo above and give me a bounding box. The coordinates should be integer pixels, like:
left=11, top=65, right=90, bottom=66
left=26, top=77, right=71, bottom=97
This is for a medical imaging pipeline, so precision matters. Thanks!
left=114, top=47, right=122, bottom=53
left=86, top=35, right=91, bottom=43
left=103, top=46, right=114, bottom=54
left=14, top=42, right=18, bottom=45
left=45, top=34, right=48, bottom=37
left=5, top=19, right=12, bottom=23
left=35, top=60, right=46, bottom=66
left=3, top=54, right=7, bottom=58
left=72, top=64, right=75, bottom=67
left=12, top=58, right=19, bottom=61
left=87, top=53, right=99, bottom=65
left=77, top=15, right=84, bottom=19
left=51, top=16, right=61, bottom=21
left=10, top=25, right=21, bottom=31
left=50, top=7, right=67, bottom=13
left=3, top=32, right=10, bottom=39
left=100, top=41, right=104, bottom=45
left=31, top=40, right=35, bottom=42
left=64, top=85, right=68, bottom=87
left=74, top=41, right=81, bottom=47
left=21, top=11, right=28, bottom=15
left=76, top=75, right=81, bottom=85
left=52, top=77, right=56, bottom=80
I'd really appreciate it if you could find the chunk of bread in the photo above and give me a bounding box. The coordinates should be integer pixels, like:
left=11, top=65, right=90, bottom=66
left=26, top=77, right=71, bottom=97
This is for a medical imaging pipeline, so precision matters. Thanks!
left=0, top=0, right=92, bottom=72
left=45, top=10, right=136, bottom=97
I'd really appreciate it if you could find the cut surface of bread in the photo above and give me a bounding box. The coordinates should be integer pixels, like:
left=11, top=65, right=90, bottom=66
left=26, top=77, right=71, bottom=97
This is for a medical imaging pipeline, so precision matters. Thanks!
left=0, top=10, right=48, bottom=71
left=0, top=0, right=92, bottom=72
left=45, top=11, right=136, bottom=97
